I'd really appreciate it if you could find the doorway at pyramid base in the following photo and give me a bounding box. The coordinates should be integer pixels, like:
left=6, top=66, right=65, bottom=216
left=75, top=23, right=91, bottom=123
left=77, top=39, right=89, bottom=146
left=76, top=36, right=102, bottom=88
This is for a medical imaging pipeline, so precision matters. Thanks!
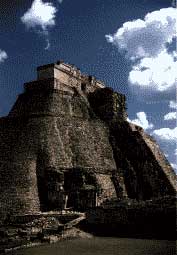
left=36, top=167, right=122, bottom=213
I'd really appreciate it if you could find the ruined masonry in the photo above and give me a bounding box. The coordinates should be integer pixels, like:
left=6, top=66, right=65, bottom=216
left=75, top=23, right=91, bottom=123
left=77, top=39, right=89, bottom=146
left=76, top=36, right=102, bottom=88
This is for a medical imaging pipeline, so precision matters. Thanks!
left=0, top=61, right=176, bottom=219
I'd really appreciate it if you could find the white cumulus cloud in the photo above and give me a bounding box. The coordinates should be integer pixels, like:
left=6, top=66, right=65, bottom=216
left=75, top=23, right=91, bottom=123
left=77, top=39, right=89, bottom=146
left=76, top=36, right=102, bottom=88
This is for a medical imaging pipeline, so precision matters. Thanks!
left=152, top=127, right=177, bottom=141
left=127, top=111, right=154, bottom=130
left=21, top=0, right=57, bottom=31
left=164, top=111, right=176, bottom=120
left=169, top=100, right=177, bottom=109
left=106, top=7, right=176, bottom=60
left=106, top=7, right=177, bottom=92
left=21, top=0, right=57, bottom=49
left=170, top=163, right=177, bottom=171
left=128, top=50, right=177, bottom=92
left=0, top=49, right=8, bottom=63
left=57, top=0, right=63, bottom=3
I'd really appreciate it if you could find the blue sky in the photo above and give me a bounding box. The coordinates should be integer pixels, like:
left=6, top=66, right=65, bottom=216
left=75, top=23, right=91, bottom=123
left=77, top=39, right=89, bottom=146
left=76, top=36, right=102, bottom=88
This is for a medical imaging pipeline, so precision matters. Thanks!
left=0, top=0, right=176, bottom=171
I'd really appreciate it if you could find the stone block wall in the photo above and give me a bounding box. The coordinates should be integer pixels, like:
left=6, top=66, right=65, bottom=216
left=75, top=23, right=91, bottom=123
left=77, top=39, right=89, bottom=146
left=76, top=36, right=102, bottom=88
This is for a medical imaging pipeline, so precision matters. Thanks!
left=0, top=89, right=117, bottom=217
left=0, top=61, right=176, bottom=219
left=88, top=87, right=127, bottom=121
left=107, top=121, right=176, bottom=200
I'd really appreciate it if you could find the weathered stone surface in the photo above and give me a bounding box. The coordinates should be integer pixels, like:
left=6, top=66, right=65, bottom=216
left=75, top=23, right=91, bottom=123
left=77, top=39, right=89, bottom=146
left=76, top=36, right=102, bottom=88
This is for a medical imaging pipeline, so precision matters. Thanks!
left=0, top=212, right=90, bottom=253
left=0, top=61, right=176, bottom=220
left=84, top=196, right=176, bottom=239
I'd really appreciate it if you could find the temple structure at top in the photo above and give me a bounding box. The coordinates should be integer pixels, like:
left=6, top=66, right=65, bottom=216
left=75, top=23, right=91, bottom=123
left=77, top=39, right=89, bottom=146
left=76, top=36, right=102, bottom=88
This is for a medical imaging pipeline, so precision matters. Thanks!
left=25, top=61, right=105, bottom=94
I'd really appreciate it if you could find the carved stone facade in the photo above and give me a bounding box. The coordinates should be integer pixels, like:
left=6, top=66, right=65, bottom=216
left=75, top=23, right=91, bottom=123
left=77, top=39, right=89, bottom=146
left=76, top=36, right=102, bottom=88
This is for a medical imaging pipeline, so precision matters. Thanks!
left=0, top=61, right=176, bottom=220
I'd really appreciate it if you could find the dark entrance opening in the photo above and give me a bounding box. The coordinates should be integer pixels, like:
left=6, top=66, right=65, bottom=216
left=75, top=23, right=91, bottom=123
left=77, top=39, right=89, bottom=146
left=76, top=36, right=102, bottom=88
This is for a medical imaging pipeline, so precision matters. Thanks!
left=81, top=83, right=86, bottom=92
left=36, top=173, right=48, bottom=212
left=64, top=169, right=97, bottom=211
left=37, top=168, right=64, bottom=211
left=36, top=153, right=64, bottom=211
left=36, top=153, right=48, bottom=211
